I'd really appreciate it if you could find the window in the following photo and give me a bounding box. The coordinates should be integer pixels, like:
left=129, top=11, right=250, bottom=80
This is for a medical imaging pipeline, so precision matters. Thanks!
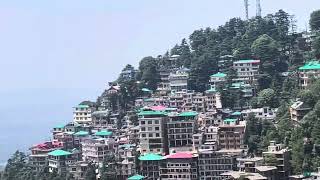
left=148, top=127, right=152, bottom=131
left=155, top=127, right=160, bottom=131
left=148, top=121, right=152, bottom=124
left=141, top=127, right=146, bottom=131
left=142, top=133, right=146, bottom=138
left=156, top=133, right=160, bottom=137
left=154, top=120, right=159, bottom=124
left=141, top=121, right=145, bottom=125
left=149, top=133, right=153, bottom=137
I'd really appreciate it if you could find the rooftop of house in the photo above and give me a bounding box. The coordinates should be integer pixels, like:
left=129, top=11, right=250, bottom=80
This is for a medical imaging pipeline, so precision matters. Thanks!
left=221, top=171, right=267, bottom=180
left=94, top=130, right=112, bottom=136
left=231, top=111, right=242, bottom=116
left=164, top=152, right=194, bottom=159
left=255, top=166, right=277, bottom=172
left=138, top=153, right=164, bottom=161
left=233, top=59, right=261, bottom=64
left=48, top=149, right=72, bottom=156
left=138, top=110, right=167, bottom=117
left=210, top=72, right=227, bottom=78
left=178, top=111, right=198, bottom=117
left=128, top=174, right=144, bottom=180
left=74, top=131, right=89, bottom=136
left=75, top=104, right=89, bottom=108
left=299, top=60, right=320, bottom=70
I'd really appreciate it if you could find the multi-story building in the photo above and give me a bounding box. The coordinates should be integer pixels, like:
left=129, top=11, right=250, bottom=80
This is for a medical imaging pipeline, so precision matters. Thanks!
left=73, top=104, right=94, bottom=124
left=169, top=69, right=189, bottom=92
left=193, top=133, right=204, bottom=151
left=209, top=72, right=227, bottom=89
left=167, top=112, right=198, bottom=152
left=263, top=141, right=291, bottom=180
left=218, top=119, right=246, bottom=150
left=198, top=150, right=237, bottom=180
left=53, top=132, right=75, bottom=150
left=237, top=157, right=264, bottom=172
left=81, top=137, right=115, bottom=163
left=29, top=141, right=63, bottom=171
left=116, top=144, right=136, bottom=179
left=205, top=89, right=222, bottom=111
left=298, top=60, right=320, bottom=89
left=204, top=126, right=219, bottom=143
left=290, top=100, right=311, bottom=122
left=92, top=110, right=110, bottom=128
left=139, top=153, right=164, bottom=179
left=138, top=111, right=168, bottom=155
left=169, top=90, right=187, bottom=108
left=242, top=107, right=277, bottom=121
left=233, top=59, right=260, bottom=85
left=48, top=149, right=77, bottom=175
left=157, top=68, right=171, bottom=94
left=160, top=152, right=198, bottom=180
left=68, top=161, right=89, bottom=180
left=119, top=64, right=137, bottom=82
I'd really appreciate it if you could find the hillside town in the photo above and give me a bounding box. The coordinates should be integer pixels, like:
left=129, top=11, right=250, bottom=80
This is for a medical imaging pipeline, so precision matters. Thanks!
left=1, top=4, right=320, bottom=180
left=23, top=55, right=320, bottom=180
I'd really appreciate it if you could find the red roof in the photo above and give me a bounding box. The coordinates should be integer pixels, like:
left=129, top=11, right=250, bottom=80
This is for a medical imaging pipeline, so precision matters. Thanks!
left=165, top=152, right=193, bottom=159
left=150, top=105, right=166, bottom=111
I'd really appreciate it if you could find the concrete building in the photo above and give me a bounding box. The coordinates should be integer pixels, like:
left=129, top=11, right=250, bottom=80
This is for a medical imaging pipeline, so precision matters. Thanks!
left=119, top=64, right=137, bottom=82
left=242, top=107, right=277, bottom=121
left=193, top=133, right=204, bottom=151
left=221, top=171, right=267, bottom=180
left=298, top=61, right=320, bottom=89
left=81, top=137, right=115, bottom=163
left=160, top=152, right=198, bottom=180
left=92, top=110, right=110, bottom=128
left=138, top=153, right=163, bottom=180
left=209, top=72, right=227, bottom=89
left=48, top=149, right=77, bottom=175
left=68, top=161, right=89, bottom=180
left=73, top=104, right=94, bottom=124
left=237, top=157, right=264, bottom=172
left=290, top=100, right=311, bottom=122
left=263, top=141, right=291, bottom=180
left=167, top=112, right=198, bottom=152
left=198, top=150, right=237, bottom=180
left=233, top=59, right=260, bottom=85
left=138, top=111, right=168, bottom=155
left=204, top=126, right=219, bottom=143
left=169, top=69, right=189, bottom=92
left=205, top=89, right=222, bottom=110
left=116, top=144, right=136, bottom=179
left=157, top=68, right=171, bottom=94
left=53, top=132, right=75, bottom=150
left=218, top=119, right=246, bottom=150
left=29, top=141, right=63, bottom=171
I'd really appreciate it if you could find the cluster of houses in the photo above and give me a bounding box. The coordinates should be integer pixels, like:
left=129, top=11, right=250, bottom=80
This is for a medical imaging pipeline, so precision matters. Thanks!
left=27, top=56, right=320, bottom=180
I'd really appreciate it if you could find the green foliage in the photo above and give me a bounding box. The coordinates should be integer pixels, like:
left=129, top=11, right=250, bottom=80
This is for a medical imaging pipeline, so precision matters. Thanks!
left=313, top=35, right=320, bottom=59
left=310, top=10, right=320, bottom=31
left=257, top=88, right=279, bottom=108
left=264, top=154, right=278, bottom=166
left=138, top=56, right=160, bottom=91
left=84, top=162, right=97, bottom=180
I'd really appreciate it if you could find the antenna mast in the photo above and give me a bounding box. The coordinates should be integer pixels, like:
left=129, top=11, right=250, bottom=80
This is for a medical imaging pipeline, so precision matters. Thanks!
left=244, top=0, right=249, bottom=19
left=256, top=0, right=261, bottom=17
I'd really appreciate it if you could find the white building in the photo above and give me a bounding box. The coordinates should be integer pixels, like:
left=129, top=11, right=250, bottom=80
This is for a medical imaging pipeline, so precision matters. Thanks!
left=73, top=104, right=94, bottom=124
left=81, top=137, right=115, bottom=163
left=233, top=59, right=260, bottom=85
left=242, top=107, right=277, bottom=121
left=169, top=69, right=189, bottom=92
left=299, top=60, right=320, bottom=89
left=209, top=72, right=227, bottom=89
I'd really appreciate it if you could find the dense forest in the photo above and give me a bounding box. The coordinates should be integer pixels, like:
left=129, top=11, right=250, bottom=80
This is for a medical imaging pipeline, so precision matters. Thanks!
left=2, top=9, right=320, bottom=180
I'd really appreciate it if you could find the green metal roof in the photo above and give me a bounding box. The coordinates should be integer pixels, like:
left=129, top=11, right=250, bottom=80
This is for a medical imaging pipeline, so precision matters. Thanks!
left=138, top=111, right=167, bottom=116
left=207, top=88, right=217, bottom=93
left=178, top=111, right=198, bottom=117
left=299, top=61, right=320, bottom=70
left=224, top=118, right=237, bottom=122
left=231, top=112, right=242, bottom=116
left=74, top=131, right=89, bottom=136
left=128, top=174, right=144, bottom=180
left=234, top=59, right=260, bottom=63
left=48, top=149, right=72, bottom=156
left=76, top=104, right=89, bottom=108
left=141, top=88, right=152, bottom=92
left=54, top=125, right=65, bottom=129
left=95, top=130, right=112, bottom=136
left=139, top=153, right=163, bottom=161
left=143, top=98, right=154, bottom=102
left=210, top=72, right=227, bottom=78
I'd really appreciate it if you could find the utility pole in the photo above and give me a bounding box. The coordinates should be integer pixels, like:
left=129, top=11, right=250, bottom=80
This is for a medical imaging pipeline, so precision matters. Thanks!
left=244, top=0, right=249, bottom=19
left=256, top=0, right=262, bottom=17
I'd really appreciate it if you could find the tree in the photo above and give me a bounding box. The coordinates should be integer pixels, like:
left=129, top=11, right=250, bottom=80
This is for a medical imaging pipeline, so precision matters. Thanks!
left=310, top=10, right=320, bottom=31
left=313, top=35, right=320, bottom=59
left=257, top=88, right=279, bottom=108
left=290, top=127, right=305, bottom=174
left=264, top=154, right=278, bottom=166
left=138, top=56, right=160, bottom=91
left=84, top=162, right=97, bottom=180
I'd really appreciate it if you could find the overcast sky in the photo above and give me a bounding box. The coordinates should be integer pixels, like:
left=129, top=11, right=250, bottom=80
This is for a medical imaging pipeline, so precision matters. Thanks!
left=0, top=0, right=319, bottom=162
